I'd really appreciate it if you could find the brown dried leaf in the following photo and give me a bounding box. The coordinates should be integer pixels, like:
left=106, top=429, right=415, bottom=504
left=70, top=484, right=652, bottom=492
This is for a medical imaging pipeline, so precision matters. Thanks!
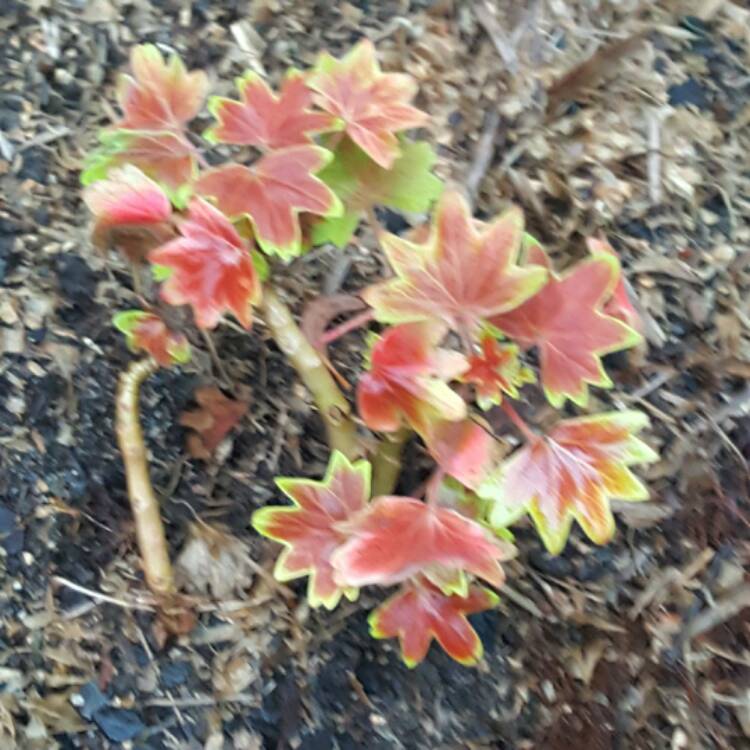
left=180, top=386, right=249, bottom=460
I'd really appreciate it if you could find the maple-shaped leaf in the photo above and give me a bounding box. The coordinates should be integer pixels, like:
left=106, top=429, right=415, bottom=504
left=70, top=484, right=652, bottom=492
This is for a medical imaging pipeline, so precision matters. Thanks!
left=308, top=39, right=428, bottom=169
left=356, top=322, right=467, bottom=434
left=116, top=44, right=208, bottom=131
left=587, top=238, right=643, bottom=333
left=421, top=418, right=495, bottom=491
left=205, top=69, right=339, bottom=149
left=195, top=145, right=342, bottom=259
left=113, top=310, right=190, bottom=367
left=462, top=333, right=535, bottom=409
left=363, top=191, right=547, bottom=335
left=149, top=198, right=262, bottom=329
left=252, top=451, right=371, bottom=609
left=332, top=495, right=511, bottom=589
left=180, top=386, right=249, bottom=460
left=490, top=238, right=642, bottom=407
left=369, top=578, right=499, bottom=667
left=81, top=129, right=197, bottom=199
left=83, top=165, right=175, bottom=261
left=311, top=137, right=442, bottom=248
left=483, top=410, right=658, bottom=554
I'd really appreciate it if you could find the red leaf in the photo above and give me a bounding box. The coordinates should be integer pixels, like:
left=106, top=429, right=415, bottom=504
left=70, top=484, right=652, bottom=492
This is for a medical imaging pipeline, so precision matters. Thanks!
left=252, top=452, right=371, bottom=609
left=462, top=334, right=535, bottom=409
left=309, top=39, right=428, bottom=169
left=363, top=191, right=547, bottom=335
left=332, top=495, right=511, bottom=589
left=149, top=198, right=262, bottom=329
left=117, top=44, right=208, bottom=131
left=180, top=386, right=249, bottom=459
left=490, top=239, right=642, bottom=407
left=113, top=310, right=190, bottom=367
left=83, top=165, right=174, bottom=260
left=484, top=410, right=658, bottom=554
left=195, top=145, right=342, bottom=259
left=356, top=322, right=467, bottom=434
left=206, top=69, right=338, bottom=149
left=369, top=578, right=499, bottom=667
left=587, top=238, right=643, bottom=333
left=421, top=419, right=495, bottom=490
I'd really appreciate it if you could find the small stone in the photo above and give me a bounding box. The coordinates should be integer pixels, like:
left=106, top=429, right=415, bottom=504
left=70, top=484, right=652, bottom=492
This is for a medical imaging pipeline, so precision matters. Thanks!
left=73, top=681, right=108, bottom=721
left=92, top=707, right=145, bottom=742
left=160, top=660, right=191, bottom=689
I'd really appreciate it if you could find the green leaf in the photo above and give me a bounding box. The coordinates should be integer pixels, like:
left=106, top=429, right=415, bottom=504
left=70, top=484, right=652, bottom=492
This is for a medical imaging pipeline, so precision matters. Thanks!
left=312, top=137, right=443, bottom=248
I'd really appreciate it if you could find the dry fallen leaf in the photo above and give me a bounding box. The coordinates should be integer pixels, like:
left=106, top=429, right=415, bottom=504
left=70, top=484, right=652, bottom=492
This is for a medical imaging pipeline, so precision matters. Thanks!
left=180, top=386, right=249, bottom=460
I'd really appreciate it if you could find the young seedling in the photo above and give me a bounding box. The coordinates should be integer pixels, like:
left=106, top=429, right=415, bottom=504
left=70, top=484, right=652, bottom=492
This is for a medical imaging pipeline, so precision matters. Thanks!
left=83, top=40, right=657, bottom=663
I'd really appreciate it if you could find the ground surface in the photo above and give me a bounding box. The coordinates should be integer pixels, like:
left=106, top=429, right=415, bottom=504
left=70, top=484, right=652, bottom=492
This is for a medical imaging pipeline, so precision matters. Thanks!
left=1, top=0, right=750, bottom=748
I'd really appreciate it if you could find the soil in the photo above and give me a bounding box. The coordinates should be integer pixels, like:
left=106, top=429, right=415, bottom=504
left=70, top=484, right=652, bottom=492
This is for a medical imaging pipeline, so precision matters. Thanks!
left=1, top=1, right=749, bottom=749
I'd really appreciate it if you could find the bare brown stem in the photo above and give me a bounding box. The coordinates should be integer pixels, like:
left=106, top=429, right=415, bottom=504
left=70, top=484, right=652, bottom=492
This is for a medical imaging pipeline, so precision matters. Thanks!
left=501, top=400, right=537, bottom=443
left=371, top=428, right=409, bottom=496
left=116, top=358, right=175, bottom=596
left=259, top=286, right=360, bottom=459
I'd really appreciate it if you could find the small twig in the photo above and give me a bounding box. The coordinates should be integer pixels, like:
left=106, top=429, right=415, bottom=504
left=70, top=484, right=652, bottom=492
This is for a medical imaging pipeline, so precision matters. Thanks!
left=19, top=125, right=72, bottom=152
left=682, top=583, right=750, bottom=643
left=201, top=329, right=232, bottom=386
left=320, top=309, right=375, bottom=345
left=52, top=576, right=157, bottom=612
left=466, top=109, right=502, bottom=206
left=501, top=401, right=537, bottom=443
left=647, top=109, right=663, bottom=205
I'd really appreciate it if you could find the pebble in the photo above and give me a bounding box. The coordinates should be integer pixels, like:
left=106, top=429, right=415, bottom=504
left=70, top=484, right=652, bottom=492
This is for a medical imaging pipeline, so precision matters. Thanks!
left=92, top=707, right=145, bottom=742
left=72, top=681, right=108, bottom=721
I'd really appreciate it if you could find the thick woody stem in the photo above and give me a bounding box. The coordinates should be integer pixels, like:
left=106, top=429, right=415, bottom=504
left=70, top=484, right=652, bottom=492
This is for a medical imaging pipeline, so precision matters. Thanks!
left=371, top=428, right=409, bottom=496
left=116, top=358, right=175, bottom=596
left=259, top=286, right=360, bottom=459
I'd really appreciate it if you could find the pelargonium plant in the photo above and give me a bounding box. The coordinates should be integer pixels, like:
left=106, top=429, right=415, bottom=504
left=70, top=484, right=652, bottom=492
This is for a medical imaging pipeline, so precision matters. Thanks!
left=82, top=40, right=657, bottom=667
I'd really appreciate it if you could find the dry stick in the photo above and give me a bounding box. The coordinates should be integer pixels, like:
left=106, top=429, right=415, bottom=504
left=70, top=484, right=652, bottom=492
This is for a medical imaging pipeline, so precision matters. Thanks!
left=371, top=428, right=409, bottom=497
left=116, top=358, right=175, bottom=596
left=259, top=286, right=360, bottom=459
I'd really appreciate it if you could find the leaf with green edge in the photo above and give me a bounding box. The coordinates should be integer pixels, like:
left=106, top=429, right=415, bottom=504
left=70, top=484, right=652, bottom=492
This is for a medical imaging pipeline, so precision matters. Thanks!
left=149, top=198, right=262, bottom=329
left=308, top=39, right=428, bottom=169
left=369, top=578, right=499, bottom=667
left=363, top=191, right=547, bottom=335
left=251, top=451, right=371, bottom=609
left=587, top=237, right=643, bottom=333
left=481, top=410, right=658, bottom=554
left=205, top=68, right=339, bottom=149
left=490, top=239, right=642, bottom=407
left=113, top=310, right=190, bottom=367
left=462, top=333, right=535, bottom=410
left=83, top=165, right=175, bottom=261
left=116, top=44, right=208, bottom=131
left=356, top=322, right=467, bottom=434
left=81, top=129, right=197, bottom=199
left=195, top=145, right=342, bottom=259
left=331, top=495, right=512, bottom=589
left=311, top=137, right=442, bottom=248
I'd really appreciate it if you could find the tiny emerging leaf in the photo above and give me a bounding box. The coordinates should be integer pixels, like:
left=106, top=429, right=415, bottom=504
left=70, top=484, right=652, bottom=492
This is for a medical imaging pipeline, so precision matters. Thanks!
left=113, top=310, right=190, bottom=367
left=252, top=451, right=371, bottom=609
left=369, top=578, right=499, bottom=667
left=482, top=410, right=658, bottom=554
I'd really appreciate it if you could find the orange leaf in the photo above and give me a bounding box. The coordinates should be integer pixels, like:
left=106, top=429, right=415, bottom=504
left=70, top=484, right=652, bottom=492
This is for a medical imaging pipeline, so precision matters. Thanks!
left=206, top=69, right=338, bottom=149
left=149, top=199, right=262, bottom=329
left=483, top=410, right=657, bottom=554
left=363, top=191, right=546, bottom=335
left=490, top=238, right=641, bottom=407
left=309, top=39, right=427, bottom=169
left=195, top=145, right=342, bottom=259
left=369, top=578, right=499, bottom=667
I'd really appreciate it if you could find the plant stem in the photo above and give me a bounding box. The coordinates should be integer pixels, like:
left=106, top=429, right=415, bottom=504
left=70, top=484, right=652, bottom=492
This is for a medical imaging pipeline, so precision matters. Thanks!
left=320, top=309, right=375, bottom=345
left=501, top=400, right=537, bottom=443
left=259, top=285, right=360, bottom=459
left=116, top=358, right=175, bottom=597
left=371, top=428, right=409, bottom=496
